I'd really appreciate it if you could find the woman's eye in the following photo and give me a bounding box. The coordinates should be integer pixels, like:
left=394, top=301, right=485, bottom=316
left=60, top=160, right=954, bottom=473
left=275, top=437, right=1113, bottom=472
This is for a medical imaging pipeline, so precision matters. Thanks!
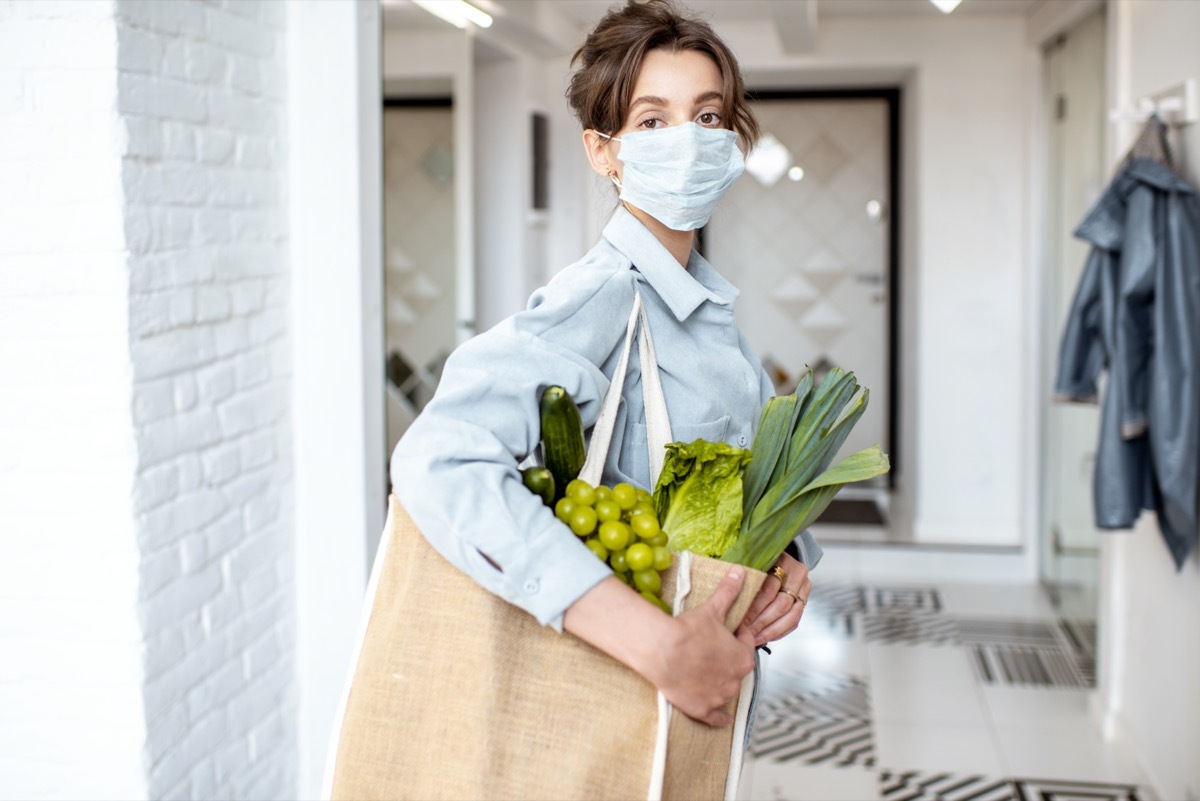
left=639, top=117, right=663, bottom=129
left=698, top=111, right=721, bottom=127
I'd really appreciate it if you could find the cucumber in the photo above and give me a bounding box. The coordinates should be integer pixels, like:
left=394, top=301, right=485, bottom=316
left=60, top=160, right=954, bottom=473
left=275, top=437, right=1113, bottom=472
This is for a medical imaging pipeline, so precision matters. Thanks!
left=540, top=385, right=586, bottom=501
left=521, top=467, right=556, bottom=507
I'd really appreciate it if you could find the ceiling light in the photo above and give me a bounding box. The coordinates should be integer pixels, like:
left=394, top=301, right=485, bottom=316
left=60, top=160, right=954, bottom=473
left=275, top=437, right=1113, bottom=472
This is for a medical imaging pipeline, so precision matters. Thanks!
left=411, top=0, right=493, bottom=29
left=745, top=133, right=793, bottom=188
left=929, top=0, right=963, bottom=13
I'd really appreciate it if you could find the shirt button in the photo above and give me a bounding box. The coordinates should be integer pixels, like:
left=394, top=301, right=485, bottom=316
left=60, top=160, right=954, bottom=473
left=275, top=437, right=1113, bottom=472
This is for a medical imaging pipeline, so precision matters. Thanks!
left=738, top=434, right=747, bottom=446
left=524, top=579, right=539, bottom=594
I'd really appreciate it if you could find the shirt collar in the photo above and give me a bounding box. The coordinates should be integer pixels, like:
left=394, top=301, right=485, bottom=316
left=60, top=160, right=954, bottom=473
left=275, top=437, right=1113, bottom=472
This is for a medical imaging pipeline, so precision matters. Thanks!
left=602, top=205, right=739, bottom=321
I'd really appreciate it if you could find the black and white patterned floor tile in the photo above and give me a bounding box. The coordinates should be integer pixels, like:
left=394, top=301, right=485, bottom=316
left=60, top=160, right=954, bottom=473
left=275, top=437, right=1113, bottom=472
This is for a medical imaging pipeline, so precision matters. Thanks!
left=1012, top=777, right=1144, bottom=800
left=862, top=611, right=959, bottom=645
left=804, top=584, right=944, bottom=639
left=870, top=586, right=943, bottom=613
left=800, top=584, right=1097, bottom=687
left=803, top=583, right=865, bottom=637
left=958, top=619, right=1095, bottom=689
left=750, top=672, right=874, bottom=768
left=879, top=770, right=1016, bottom=801
left=880, top=772, right=1145, bottom=801
left=1057, top=618, right=1098, bottom=686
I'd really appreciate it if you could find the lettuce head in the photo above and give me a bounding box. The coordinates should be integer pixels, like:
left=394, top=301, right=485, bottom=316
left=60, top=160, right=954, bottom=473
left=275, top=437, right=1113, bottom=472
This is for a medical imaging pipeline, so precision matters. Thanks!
left=652, top=439, right=753, bottom=558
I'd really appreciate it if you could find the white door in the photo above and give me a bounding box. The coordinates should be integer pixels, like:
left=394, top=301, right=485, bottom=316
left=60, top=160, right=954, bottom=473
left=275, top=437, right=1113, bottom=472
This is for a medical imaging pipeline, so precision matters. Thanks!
left=707, top=95, right=894, bottom=484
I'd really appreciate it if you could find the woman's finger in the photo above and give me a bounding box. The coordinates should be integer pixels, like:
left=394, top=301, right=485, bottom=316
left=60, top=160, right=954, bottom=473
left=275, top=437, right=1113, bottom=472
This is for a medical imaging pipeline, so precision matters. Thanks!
left=735, top=571, right=782, bottom=637
left=757, top=576, right=813, bottom=644
left=749, top=594, right=795, bottom=642
left=756, top=608, right=802, bottom=643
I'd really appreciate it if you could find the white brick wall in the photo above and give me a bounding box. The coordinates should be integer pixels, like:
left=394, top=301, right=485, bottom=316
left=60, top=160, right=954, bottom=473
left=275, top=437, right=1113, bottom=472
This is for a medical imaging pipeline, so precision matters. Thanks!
left=0, top=1, right=150, bottom=798
left=113, top=0, right=296, bottom=798
left=1, top=0, right=296, bottom=798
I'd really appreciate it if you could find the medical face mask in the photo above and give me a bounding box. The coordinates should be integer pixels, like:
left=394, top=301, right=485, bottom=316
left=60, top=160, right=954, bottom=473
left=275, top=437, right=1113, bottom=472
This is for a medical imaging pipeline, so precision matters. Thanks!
left=599, top=122, right=745, bottom=231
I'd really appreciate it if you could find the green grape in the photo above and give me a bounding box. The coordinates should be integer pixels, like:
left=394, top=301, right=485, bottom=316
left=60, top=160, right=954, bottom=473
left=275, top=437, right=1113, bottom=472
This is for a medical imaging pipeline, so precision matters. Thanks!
left=585, top=537, right=608, bottom=561
left=566, top=479, right=596, bottom=507
left=566, top=482, right=669, bottom=612
left=630, top=501, right=656, bottom=519
left=625, top=542, right=654, bottom=572
left=652, top=545, right=672, bottom=572
left=554, top=497, right=576, bottom=523
left=629, top=513, right=660, bottom=541
left=595, top=499, right=622, bottom=523
left=612, top=482, right=639, bottom=511
left=598, top=520, right=631, bottom=551
left=633, top=568, right=661, bottom=595
left=568, top=505, right=598, bottom=537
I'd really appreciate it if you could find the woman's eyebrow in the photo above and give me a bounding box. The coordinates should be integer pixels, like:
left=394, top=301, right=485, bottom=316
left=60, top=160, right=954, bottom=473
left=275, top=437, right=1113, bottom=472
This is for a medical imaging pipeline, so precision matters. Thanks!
left=630, top=95, right=668, bottom=109
left=630, top=91, right=724, bottom=110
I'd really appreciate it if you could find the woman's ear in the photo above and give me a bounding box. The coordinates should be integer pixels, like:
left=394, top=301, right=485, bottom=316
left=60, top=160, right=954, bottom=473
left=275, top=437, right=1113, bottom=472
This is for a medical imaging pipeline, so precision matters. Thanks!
left=582, top=130, right=617, bottom=179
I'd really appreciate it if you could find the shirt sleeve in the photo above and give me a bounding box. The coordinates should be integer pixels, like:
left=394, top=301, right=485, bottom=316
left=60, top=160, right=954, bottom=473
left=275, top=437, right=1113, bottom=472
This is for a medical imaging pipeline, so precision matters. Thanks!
left=390, top=262, right=637, bottom=630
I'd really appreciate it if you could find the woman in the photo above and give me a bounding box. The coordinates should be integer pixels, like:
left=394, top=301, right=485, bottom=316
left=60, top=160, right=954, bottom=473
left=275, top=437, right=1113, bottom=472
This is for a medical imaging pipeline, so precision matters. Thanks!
left=391, top=0, right=817, bottom=729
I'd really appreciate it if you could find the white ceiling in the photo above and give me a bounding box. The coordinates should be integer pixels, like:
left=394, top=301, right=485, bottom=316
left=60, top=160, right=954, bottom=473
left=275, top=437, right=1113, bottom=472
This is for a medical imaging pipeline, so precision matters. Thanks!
left=383, top=0, right=1045, bottom=30
left=382, top=0, right=1046, bottom=54
left=550, top=0, right=1042, bottom=25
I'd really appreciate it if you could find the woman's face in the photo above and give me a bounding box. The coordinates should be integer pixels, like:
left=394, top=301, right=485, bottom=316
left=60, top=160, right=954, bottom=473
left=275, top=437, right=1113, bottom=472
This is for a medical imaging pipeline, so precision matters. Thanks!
left=585, top=47, right=726, bottom=187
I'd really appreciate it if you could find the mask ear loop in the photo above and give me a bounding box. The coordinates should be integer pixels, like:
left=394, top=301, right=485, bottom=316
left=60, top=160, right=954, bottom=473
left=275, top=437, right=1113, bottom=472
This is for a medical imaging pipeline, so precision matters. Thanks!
left=595, top=130, right=623, bottom=189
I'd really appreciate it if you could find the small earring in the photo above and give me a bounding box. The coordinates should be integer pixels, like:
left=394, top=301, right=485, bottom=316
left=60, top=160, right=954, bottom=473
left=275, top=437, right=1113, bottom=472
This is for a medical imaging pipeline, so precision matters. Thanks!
left=607, top=170, right=622, bottom=189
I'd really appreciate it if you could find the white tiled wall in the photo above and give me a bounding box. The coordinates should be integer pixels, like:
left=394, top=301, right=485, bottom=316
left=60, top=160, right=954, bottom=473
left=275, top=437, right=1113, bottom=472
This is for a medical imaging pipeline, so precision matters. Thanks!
left=0, top=0, right=296, bottom=797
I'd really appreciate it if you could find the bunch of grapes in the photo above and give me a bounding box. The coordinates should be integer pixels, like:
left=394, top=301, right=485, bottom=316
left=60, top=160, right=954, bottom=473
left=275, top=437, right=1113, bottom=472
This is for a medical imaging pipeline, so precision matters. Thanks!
left=555, top=479, right=673, bottom=613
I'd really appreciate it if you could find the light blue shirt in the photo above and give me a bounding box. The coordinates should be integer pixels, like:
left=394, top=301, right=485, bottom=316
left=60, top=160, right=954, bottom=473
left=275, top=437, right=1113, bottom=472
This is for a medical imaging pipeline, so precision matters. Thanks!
left=391, top=205, right=821, bottom=629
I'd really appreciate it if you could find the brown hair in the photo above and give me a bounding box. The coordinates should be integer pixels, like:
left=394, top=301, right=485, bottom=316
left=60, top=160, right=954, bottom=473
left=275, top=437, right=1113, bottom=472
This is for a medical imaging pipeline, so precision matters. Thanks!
left=566, top=0, right=760, bottom=149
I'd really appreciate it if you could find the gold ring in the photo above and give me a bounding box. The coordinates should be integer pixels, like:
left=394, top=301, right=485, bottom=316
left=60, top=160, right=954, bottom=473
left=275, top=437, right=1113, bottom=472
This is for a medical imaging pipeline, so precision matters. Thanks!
left=779, top=587, right=799, bottom=603
left=770, top=565, right=787, bottom=585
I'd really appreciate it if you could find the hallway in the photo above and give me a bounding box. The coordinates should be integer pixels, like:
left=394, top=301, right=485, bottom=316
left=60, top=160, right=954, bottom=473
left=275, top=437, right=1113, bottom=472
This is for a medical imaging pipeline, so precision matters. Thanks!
left=740, top=569, right=1150, bottom=801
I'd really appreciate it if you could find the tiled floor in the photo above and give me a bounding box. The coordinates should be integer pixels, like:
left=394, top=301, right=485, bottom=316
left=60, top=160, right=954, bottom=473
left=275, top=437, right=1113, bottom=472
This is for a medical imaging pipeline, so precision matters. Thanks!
left=737, top=570, right=1153, bottom=801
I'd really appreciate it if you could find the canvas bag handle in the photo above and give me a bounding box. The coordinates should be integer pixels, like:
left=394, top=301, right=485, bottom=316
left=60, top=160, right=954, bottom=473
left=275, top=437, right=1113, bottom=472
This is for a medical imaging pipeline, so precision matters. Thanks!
left=578, top=290, right=672, bottom=489
left=577, top=290, right=754, bottom=801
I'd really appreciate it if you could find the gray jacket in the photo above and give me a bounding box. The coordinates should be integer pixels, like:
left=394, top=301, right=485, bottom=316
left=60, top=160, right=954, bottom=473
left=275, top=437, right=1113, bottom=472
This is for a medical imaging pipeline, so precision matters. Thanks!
left=1055, top=156, right=1200, bottom=569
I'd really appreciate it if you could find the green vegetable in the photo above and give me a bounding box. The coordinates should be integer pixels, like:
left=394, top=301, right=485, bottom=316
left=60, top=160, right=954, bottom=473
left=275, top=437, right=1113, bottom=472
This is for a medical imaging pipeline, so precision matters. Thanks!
left=721, top=367, right=891, bottom=572
left=521, top=466, right=555, bottom=507
left=652, top=439, right=753, bottom=558
left=539, top=386, right=585, bottom=501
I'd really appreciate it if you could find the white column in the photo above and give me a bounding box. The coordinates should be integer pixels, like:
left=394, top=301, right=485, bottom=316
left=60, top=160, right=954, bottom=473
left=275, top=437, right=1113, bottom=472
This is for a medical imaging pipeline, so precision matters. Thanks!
left=287, top=1, right=384, bottom=797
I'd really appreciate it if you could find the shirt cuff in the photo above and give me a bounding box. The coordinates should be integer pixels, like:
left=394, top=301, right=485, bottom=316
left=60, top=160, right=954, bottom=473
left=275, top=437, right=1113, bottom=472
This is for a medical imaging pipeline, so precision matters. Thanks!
left=502, top=516, right=615, bottom=631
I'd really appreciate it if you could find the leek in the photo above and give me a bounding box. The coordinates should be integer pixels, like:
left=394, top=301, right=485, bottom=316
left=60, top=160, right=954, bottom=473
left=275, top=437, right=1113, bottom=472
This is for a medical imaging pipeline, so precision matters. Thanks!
left=721, top=367, right=891, bottom=572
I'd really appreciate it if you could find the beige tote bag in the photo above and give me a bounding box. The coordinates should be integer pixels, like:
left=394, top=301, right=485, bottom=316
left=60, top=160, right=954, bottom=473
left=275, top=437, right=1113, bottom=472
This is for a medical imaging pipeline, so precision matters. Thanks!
left=325, top=292, right=767, bottom=800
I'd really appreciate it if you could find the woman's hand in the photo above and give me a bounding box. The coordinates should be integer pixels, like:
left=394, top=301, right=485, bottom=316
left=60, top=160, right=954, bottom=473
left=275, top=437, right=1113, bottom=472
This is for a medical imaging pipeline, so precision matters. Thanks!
left=648, top=567, right=757, bottom=727
left=735, top=552, right=811, bottom=647
left=563, top=569, right=756, bottom=728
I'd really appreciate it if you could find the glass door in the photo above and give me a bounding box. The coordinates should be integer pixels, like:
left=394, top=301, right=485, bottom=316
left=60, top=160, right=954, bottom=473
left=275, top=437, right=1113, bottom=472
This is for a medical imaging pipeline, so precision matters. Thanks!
left=1040, top=9, right=1106, bottom=615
